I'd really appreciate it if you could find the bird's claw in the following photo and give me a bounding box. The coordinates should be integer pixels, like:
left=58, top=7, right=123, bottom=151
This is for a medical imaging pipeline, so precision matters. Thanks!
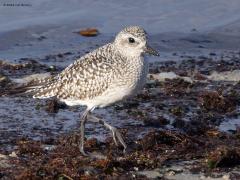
left=110, top=127, right=127, bottom=153
left=80, top=146, right=89, bottom=156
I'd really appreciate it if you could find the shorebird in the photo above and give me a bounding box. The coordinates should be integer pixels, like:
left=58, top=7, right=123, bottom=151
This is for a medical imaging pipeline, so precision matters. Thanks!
left=30, top=26, right=159, bottom=156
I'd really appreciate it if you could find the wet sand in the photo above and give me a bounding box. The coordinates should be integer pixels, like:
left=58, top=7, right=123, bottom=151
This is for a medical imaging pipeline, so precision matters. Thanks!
left=1, top=50, right=240, bottom=179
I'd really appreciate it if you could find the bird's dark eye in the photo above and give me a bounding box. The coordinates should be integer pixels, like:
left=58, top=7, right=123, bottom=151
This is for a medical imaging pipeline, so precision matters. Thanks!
left=128, top=37, right=135, bottom=43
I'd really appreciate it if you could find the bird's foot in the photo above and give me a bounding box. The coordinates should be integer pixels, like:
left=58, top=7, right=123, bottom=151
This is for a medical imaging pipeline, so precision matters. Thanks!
left=80, top=146, right=89, bottom=156
left=87, top=115, right=128, bottom=154
left=110, top=126, right=127, bottom=153
left=80, top=143, right=109, bottom=159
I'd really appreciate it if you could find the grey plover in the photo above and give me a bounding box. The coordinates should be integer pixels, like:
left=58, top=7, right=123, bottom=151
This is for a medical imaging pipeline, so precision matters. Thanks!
left=31, top=26, right=159, bottom=156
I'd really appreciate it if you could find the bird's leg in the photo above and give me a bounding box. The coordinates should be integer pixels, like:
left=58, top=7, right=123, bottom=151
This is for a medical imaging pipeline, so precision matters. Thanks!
left=88, top=115, right=127, bottom=153
left=79, top=108, right=91, bottom=156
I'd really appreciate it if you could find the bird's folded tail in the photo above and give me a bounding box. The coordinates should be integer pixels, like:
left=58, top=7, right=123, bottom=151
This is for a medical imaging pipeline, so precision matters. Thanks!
left=0, top=73, right=59, bottom=98
left=30, top=82, right=59, bottom=99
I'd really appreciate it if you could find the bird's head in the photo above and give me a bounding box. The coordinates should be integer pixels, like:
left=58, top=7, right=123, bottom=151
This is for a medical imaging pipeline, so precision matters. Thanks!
left=114, top=26, right=159, bottom=58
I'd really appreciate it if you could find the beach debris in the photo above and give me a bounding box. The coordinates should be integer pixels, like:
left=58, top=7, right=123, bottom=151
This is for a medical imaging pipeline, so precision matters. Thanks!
left=45, top=98, right=66, bottom=113
left=143, top=115, right=170, bottom=127
left=149, top=72, right=193, bottom=83
left=199, top=91, right=237, bottom=113
left=0, top=73, right=11, bottom=87
left=208, top=70, right=240, bottom=82
left=206, top=146, right=240, bottom=169
left=0, top=154, right=11, bottom=168
left=75, top=28, right=99, bottom=37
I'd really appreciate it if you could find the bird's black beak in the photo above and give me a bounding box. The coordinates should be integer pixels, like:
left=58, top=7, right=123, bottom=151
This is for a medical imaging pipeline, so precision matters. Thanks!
left=144, top=45, right=159, bottom=56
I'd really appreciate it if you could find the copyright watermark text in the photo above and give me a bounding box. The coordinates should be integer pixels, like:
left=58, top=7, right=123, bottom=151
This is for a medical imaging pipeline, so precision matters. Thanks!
left=1, top=2, right=32, bottom=7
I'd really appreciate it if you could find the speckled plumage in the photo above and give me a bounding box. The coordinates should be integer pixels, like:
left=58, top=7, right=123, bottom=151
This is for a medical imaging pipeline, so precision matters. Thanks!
left=32, top=26, right=151, bottom=109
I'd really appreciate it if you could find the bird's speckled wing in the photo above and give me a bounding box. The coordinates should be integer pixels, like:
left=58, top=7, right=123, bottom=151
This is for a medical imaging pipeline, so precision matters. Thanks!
left=33, top=44, right=115, bottom=100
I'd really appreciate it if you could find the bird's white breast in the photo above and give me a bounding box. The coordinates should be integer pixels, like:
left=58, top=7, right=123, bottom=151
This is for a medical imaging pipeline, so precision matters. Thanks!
left=88, top=56, right=148, bottom=107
